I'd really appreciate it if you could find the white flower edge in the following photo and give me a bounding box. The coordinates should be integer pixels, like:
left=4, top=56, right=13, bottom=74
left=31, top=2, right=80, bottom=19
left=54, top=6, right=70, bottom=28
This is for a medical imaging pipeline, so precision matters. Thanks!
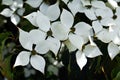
left=14, top=51, right=31, bottom=67
left=108, top=42, right=120, bottom=60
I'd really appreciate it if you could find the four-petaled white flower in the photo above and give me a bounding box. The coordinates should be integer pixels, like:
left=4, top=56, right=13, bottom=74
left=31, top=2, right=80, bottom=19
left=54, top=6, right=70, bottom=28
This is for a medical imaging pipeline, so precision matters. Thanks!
left=14, top=28, right=61, bottom=72
left=0, top=0, right=25, bottom=25
left=14, top=28, right=46, bottom=73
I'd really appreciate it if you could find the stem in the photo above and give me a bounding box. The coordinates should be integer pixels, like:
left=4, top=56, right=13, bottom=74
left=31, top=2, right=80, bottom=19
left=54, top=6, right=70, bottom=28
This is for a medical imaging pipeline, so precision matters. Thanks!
left=57, top=42, right=63, bottom=61
left=101, top=66, right=109, bottom=80
left=68, top=54, right=71, bottom=80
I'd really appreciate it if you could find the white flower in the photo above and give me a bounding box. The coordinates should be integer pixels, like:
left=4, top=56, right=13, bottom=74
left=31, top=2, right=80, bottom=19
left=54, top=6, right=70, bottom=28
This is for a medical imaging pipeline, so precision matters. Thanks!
left=14, top=28, right=61, bottom=72
left=80, top=0, right=107, bottom=20
left=14, top=51, right=46, bottom=73
left=0, top=0, right=25, bottom=25
left=76, top=42, right=102, bottom=69
left=70, top=31, right=102, bottom=69
left=51, top=8, right=93, bottom=50
left=14, top=28, right=46, bottom=73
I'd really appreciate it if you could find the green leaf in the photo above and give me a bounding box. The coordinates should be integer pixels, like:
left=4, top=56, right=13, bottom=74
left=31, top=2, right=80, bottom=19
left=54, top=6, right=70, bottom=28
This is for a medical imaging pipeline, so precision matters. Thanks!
left=113, top=71, right=120, bottom=80
left=1, top=55, right=14, bottom=80
left=111, top=66, right=120, bottom=79
left=0, top=32, right=12, bottom=60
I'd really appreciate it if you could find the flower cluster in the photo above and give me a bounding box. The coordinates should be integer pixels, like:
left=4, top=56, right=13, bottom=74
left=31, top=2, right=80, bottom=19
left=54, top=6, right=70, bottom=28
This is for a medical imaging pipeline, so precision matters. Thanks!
left=1, top=0, right=120, bottom=74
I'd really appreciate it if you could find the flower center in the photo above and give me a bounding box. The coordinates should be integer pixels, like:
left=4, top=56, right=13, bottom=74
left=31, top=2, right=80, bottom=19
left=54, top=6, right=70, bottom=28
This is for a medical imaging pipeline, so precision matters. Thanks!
left=112, top=15, right=117, bottom=20
left=70, top=27, right=75, bottom=33
left=85, top=5, right=92, bottom=9
left=97, top=16, right=102, bottom=20
left=31, top=50, right=37, bottom=55
left=47, top=30, right=53, bottom=36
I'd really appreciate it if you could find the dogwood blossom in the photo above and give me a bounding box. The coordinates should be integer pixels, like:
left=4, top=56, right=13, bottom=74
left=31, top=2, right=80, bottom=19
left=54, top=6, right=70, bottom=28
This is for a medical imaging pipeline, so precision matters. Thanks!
left=80, top=0, right=107, bottom=20
left=76, top=43, right=102, bottom=69
left=0, top=0, right=25, bottom=25
left=14, top=28, right=46, bottom=73
left=14, top=26, right=61, bottom=73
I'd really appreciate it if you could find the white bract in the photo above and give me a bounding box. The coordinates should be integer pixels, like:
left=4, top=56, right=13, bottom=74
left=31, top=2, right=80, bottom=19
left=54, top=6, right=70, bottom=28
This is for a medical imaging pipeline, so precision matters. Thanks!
left=39, top=1, right=60, bottom=21
left=35, top=37, right=60, bottom=56
left=24, top=12, right=38, bottom=27
left=36, top=11, right=51, bottom=32
left=2, top=0, right=13, bottom=5
left=68, top=0, right=82, bottom=16
left=0, top=8, right=13, bottom=17
left=25, top=0, right=43, bottom=8
left=108, top=42, right=120, bottom=59
left=24, top=11, right=51, bottom=32
left=0, top=0, right=25, bottom=25
left=51, top=9, right=74, bottom=40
